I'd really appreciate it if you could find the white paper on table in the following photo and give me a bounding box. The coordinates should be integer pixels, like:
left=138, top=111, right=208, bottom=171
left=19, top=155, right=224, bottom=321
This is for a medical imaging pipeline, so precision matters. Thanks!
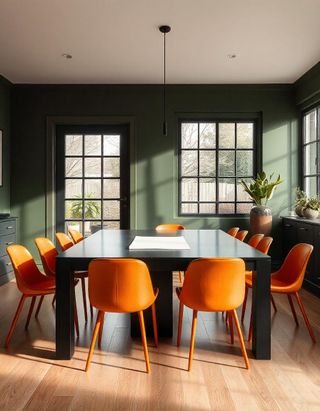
left=129, top=236, right=190, bottom=250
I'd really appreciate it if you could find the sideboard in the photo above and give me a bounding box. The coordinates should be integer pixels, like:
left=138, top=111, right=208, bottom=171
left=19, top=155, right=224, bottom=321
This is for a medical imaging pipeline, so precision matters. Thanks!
left=0, top=217, right=18, bottom=285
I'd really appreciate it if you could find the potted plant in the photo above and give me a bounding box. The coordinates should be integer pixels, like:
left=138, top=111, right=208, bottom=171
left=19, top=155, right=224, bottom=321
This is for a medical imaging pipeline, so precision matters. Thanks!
left=68, top=194, right=101, bottom=234
left=240, top=172, right=283, bottom=235
left=294, top=187, right=308, bottom=217
left=303, top=196, right=320, bottom=219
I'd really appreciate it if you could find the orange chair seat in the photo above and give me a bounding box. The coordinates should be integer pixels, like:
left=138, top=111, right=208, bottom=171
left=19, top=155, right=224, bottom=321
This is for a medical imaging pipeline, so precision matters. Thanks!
left=245, top=272, right=297, bottom=293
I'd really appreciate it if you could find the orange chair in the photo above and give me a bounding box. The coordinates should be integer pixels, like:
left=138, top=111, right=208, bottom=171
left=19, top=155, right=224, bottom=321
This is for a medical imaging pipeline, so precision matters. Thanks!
left=236, top=230, right=248, bottom=242
left=176, top=258, right=249, bottom=371
left=5, top=244, right=56, bottom=347
left=247, top=234, right=264, bottom=248
left=68, top=228, right=84, bottom=244
left=85, top=259, right=158, bottom=373
left=55, top=232, right=93, bottom=320
left=241, top=236, right=273, bottom=323
left=156, top=224, right=185, bottom=283
left=227, top=227, right=240, bottom=237
left=34, top=237, right=82, bottom=334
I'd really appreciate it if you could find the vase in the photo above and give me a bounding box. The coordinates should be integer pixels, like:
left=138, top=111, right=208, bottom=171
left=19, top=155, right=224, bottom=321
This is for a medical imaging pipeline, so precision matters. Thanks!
left=250, top=205, right=272, bottom=235
left=303, top=208, right=319, bottom=219
left=295, top=205, right=305, bottom=217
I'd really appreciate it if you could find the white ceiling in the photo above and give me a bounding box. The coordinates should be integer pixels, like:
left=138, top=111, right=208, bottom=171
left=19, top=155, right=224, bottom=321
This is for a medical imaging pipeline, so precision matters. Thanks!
left=0, top=0, right=320, bottom=84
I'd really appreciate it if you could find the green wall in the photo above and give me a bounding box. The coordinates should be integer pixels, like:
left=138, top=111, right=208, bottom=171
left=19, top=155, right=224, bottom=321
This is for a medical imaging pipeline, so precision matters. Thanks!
left=11, top=84, right=298, bottom=258
left=0, top=76, right=11, bottom=213
left=295, top=62, right=320, bottom=108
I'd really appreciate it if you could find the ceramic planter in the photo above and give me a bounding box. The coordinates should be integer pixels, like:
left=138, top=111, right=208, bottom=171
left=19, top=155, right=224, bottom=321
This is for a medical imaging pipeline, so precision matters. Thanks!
left=303, top=208, right=319, bottom=219
left=295, top=205, right=305, bottom=217
left=250, top=205, right=272, bottom=235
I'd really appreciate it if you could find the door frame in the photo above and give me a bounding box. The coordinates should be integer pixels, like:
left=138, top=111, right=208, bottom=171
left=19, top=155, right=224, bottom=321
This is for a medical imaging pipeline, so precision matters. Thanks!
left=46, top=116, right=137, bottom=241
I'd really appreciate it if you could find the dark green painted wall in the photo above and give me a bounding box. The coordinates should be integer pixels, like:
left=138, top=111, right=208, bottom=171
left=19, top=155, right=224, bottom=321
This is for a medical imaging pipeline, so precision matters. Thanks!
left=0, top=76, right=11, bottom=213
left=11, top=84, right=298, bottom=258
left=295, top=62, right=320, bottom=108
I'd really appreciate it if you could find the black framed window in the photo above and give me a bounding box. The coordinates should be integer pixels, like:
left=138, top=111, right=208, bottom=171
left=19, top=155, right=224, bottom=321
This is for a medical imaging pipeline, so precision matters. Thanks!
left=302, top=107, right=320, bottom=196
left=178, top=120, right=258, bottom=216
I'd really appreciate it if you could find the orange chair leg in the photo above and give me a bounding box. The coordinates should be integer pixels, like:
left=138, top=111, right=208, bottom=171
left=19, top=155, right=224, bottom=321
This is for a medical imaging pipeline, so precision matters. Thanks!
left=81, top=278, right=88, bottom=323
left=271, top=295, right=277, bottom=312
left=287, top=294, right=299, bottom=326
left=85, top=310, right=103, bottom=372
left=151, top=303, right=158, bottom=347
left=98, top=312, right=105, bottom=348
left=74, top=302, right=79, bottom=338
left=177, top=301, right=184, bottom=347
left=35, top=295, right=44, bottom=319
left=138, top=310, right=150, bottom=373
left=228, top=311, right=234, bottom=344
left=241, top=286, right=248, bottom=323
left=188, top=310, right=198, bottom=372
left=25, top=296, right=36, bottom=330
left=232, top=309, right=250, bottom=370
left=52, top=294, right=56, bottom=306
left=294, top=292, right=316, bottom=343
left=5, top=294, right=26, bottom=348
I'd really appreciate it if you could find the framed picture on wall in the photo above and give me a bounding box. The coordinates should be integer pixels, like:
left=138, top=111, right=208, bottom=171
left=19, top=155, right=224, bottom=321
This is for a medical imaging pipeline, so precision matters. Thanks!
left=0, top=130, right=2, bottom=187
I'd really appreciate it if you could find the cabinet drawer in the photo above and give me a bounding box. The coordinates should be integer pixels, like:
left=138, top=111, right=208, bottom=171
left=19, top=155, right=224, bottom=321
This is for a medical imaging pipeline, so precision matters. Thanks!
left=0, top=255, right=13, bottom=276
left=0, top=234, right=15, bottom=257
left=0, top=220, right=16, bottom=236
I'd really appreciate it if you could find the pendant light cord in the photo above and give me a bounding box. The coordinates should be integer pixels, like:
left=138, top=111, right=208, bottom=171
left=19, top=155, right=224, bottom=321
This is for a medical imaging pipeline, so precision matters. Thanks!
left=163, top=31, right=167, bottom=134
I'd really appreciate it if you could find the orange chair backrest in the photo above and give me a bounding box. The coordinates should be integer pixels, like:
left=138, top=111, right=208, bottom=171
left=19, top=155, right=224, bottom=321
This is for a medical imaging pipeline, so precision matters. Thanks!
left=156, top=224, right=185, bottom=232
left=179, top=258, right=246, bottom=312
left=227, top=227, right=240, bottom=237
left=236, top=230, right=248, bottom=242
left=6, top=244, right=45, bottom=294
left=68, top=228, right=84, bottom=244
left=34, top=237, right=58, bottom=277
left=248, top=234, right=264, bottom=248
left=273, top=243, right=313, bottom=290
left=56, top=232, right=74, bottom=251
left=88, top=259, right=155, bottom=313
left=256, top=236, right=273, bottom=254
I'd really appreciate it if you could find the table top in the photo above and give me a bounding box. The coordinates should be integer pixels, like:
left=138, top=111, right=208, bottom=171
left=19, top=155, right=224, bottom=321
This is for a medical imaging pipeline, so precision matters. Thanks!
left=57, top=229, right=269, bottom=263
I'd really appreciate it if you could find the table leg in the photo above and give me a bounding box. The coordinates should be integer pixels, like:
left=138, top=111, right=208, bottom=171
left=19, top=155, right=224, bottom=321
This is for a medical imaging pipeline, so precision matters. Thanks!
left=56, top=258, right=75, bottom=359
left=131, top=271, right=173, bottom=338
left=252, top=258, right=271, bottom=359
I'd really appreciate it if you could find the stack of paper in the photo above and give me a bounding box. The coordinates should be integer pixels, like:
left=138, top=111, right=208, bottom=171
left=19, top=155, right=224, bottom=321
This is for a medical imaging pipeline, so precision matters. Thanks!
left=129, top=236, right=190, bottom=250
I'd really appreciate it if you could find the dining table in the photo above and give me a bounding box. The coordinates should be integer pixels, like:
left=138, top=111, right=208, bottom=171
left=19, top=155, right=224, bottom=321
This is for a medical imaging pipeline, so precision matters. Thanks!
left=56, top=229, right=271, bottom=360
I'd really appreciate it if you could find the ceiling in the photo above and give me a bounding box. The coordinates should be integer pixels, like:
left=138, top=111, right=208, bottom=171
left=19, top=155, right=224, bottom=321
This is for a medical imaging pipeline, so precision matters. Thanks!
left=0, top=0, right=320, bottom=84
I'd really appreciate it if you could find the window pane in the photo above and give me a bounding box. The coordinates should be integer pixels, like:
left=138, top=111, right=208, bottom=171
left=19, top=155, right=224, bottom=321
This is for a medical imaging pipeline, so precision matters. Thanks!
left=304, top=177, right=317, bottom=197
left=236, top=203, right=252, bottom=214
left=84, top=158, right=101, bottom=177
left=65, top=199, right=82, bottom=219
left=84, top=221, right=102, bottom=236
left=103, top=221, right=120, bottom=229
left=181, top=203, right=198, bottom=214
left=237, top=179, right=252, bottom=201
left=219, top=203, right=235, bottom=214
left=84, top=135, right=101, bottom=155
left=84, top=179, right=101, bottom=198
left=199, top=151, right=215, bottom=177
left=218, top=151, right=235, bottom=176
left=66, top=158, right=82, bottom=177
left=65, top=135, right=82, bottom=155
left=199, top=123, right=216, bottom=148
left=103, top=200, right=120, bottom=220
left=199, top=203, right=216, bottom=214
left=237, top=123, right=253, bottom=148
left=236, top=151, right=253, bottom=177
left=103, top=179, right=120, bottom=198
left=199, top=178, right=216, bottom=201
left=219, top=123, right=235, bottom=148
left=219, top=179, right=235, bottom=201
left=104, top=135, right=120, bottom=156
left=65, top=179, right=82, bottom=198
left=84, top=200, right=101, bottom=219
left=66, top=221, right=82, bottom=234
left=304, top=142, right=317, bottom=175
left=103, top=158, right=120, bottom=177
left=181, top=178, right=198, bottom=201
left=181, top=123, right=198, bottom=148
left=181, top=150, right=198, bottom=176
left=304, top=110, right=317, bottom=144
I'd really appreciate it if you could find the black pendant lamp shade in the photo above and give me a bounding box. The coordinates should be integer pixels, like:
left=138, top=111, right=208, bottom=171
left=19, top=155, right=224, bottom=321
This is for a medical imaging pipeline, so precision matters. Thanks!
left=159, top=25, right=171, bottom=136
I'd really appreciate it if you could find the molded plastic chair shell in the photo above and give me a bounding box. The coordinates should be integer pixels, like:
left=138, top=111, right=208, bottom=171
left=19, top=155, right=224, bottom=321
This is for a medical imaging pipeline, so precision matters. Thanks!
left=247, top=234, right=264, bottom=248
left=227, top=227, right=240, bottom=237
left=155, top=224, right=185, bottom=232
left=236, top=230, right=248, bottom=242
left=56, top=232, right=74, bottom=251
left=68, top=228, right=84, bottom=244
left=34, top=237, right=57, bottom=277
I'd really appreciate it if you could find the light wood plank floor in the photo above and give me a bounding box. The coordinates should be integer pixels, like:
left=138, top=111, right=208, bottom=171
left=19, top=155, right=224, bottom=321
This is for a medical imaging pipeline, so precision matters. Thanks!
left=0, top=273, right=320, bottom=411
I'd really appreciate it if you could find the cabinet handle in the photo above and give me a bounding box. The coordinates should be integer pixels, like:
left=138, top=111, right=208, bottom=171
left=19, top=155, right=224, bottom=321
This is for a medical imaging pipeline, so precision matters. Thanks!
left=284, top=224, right=292, bottom=227
left=6, top=226, right=13, bottom=229
left=6, top=242, right=14, bottom=245
left=298, top=227, right=307, bottom=230
left=6, top=262, right=12, bottom=266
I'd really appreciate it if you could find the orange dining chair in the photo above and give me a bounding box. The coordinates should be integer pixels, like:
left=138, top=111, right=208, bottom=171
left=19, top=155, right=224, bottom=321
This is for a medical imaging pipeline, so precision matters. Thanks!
left=68, top=228, right=84, bottom=244
left=5, top=244, right=56, bottom=347
left=55, top=232, right=93, bottom=320
left=85, top=259, right=158, bottom=373
left=156, top=224, right=185, bottom=283
left=248, top=243, right=315, bottom=343
left=34, top=237, right=81, bottom=335
left=176, top=258, right=249, bottom=371
left=236, top=230, right=248, bottom=242
left=241, top=236, right=273, bottom=323
left=227, top=227, right=240, bottom=237
left=247, top=234, right=264, bottom=248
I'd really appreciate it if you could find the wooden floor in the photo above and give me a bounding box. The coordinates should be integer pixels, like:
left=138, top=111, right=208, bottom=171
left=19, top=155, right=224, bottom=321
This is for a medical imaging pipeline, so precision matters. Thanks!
left=0, top=273, right=320, bottom=411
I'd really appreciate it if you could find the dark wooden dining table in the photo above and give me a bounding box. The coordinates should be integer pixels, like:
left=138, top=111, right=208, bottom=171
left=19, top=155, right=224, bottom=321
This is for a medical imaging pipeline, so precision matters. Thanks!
left=56, top=229, right=271, bottom=360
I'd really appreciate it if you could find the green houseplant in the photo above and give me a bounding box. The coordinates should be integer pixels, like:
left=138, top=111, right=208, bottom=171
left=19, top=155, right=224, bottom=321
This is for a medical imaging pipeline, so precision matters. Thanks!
left=240, top=172, right=283, bottom=235
left=303, top=196, right=320, bottom=219
left=294, top=187, right=308, bottom=217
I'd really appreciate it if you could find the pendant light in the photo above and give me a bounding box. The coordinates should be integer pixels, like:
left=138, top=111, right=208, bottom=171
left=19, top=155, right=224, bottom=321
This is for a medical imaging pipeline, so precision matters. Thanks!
left=159, top=25, right=171, bottom=136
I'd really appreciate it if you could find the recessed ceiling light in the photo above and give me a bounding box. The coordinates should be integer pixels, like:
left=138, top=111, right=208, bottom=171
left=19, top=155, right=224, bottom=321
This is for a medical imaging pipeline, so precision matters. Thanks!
left=62, top=53, right=72, bottom=59
left=227, top=54, right=237, bottom=59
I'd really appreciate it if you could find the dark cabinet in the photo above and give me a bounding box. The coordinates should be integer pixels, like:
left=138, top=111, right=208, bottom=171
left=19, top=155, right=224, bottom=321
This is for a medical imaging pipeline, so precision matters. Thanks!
left=282, top=217, right=320, bottom=296
left=0, top=217, right=17, bottom=286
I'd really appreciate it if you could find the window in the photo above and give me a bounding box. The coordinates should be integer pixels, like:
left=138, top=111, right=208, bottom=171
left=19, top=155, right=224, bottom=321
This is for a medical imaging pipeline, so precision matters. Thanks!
left=179, top=120, right=258, bottom=215
left=302, top=107, right=320, bottom=196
